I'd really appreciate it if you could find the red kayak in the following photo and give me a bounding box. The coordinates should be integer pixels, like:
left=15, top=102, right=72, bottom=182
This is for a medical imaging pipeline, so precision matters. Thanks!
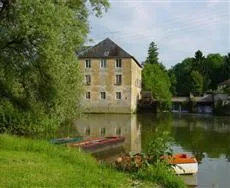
left=67, top=136, right=125, bottom=152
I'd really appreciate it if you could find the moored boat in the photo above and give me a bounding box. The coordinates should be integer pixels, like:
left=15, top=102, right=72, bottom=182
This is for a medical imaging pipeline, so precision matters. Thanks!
left=162, top=153, right=198, bottom=175
left=50, top=136, right=82, bottom=144
left=67, top=136, right=125, bottom=152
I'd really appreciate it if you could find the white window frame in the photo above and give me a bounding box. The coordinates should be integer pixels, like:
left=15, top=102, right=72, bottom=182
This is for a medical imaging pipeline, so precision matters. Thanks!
left=85, top=59, right=91, bottom=68
left=116, top=59, right=122, bottom=68
left=100, top=92, right=106, bottom=100
left=100, top=59, right=107, bottom=68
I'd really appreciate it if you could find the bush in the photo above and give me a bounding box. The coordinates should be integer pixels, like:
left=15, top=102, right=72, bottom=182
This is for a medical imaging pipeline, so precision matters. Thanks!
left=146, top=131, right=173, bottom=163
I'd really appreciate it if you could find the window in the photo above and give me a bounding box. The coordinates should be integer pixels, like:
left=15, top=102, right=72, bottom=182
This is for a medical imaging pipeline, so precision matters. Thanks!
left=100, top=59, right=107, bottom=68
left=100, top=92, right=106, bottom=100
left=85, top=127, right=90, bottom=136
left=115, top=128, right=121, bottom=136
left=116, top=92, right=121, bottom=100
left=85, top=75, right=91, bottom=85
left=115, top=75, right=122, bottom=85
left=116, top=59, right=122, bottom=68
left=86, top=92, right=90, bottom=99
left=100, top=128, right=106, bottom=136
left=85, top=59, right=91, bottom=68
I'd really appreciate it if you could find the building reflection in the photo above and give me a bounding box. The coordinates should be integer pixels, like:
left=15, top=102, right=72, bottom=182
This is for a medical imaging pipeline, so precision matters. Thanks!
left=74, top=114, right=141, bottom=155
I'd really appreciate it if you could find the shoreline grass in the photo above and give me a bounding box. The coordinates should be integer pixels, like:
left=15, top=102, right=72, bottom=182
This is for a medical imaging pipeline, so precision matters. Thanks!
left=0, top=134, right=132, bottom=188
left=0, top=134, right=185, bottom=188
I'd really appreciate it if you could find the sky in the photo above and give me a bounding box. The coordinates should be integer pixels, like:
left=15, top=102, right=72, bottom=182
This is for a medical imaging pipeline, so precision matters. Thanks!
left=87, top=0, right=230, bottom=69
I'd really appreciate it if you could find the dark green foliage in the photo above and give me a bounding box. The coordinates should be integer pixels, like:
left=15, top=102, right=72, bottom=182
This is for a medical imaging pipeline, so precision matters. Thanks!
left=146, top=42, right=159, bottom=64
left=191, top=71, right=204, bottom=95
left=0, top=0, right=109, bottom=134
left=206, top=54, right=225, bottom=90
left=169, top=58, right=193, bottom=96
left=168, top=70, right=177, bottom=96
left=169, top=50, right=229, bottom=96
left=223, top=53, right=230, bottom=79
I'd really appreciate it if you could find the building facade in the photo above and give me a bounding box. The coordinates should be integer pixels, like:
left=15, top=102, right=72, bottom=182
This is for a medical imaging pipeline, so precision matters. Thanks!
left=78, top=38, right=142, bottom=113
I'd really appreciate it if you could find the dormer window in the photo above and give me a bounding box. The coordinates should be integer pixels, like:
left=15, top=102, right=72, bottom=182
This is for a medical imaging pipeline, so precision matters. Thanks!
left=100, top=59, right=107, bottom=68
left=116, top=59, right=122, bottom=68
left=85, top=59, right=91, bottom=68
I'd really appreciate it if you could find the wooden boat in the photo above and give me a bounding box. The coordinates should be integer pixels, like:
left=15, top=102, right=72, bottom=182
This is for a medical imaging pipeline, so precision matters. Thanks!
left=50, top=136, right=82, bottom=144
left=67, top=136, right=125, bottom=152
left=162, top=153, right=198, bottom=175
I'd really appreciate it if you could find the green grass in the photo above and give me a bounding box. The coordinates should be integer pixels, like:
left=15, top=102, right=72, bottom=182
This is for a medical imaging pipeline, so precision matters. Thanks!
left=0, top=134, right=133, bottom=188
left=0, top=134, right=184, bottom=188
left=135, top=162, right=186, bottom=188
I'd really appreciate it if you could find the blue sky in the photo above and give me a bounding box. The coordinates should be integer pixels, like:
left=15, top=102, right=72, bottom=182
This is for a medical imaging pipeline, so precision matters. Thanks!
left=87, top=0, right=230, bottom=69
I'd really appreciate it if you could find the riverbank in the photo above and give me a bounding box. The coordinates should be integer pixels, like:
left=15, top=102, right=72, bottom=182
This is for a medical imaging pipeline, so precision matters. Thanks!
left=0, top=134, right=160, bottom=188
left=0, top=134, right=187, bottom=187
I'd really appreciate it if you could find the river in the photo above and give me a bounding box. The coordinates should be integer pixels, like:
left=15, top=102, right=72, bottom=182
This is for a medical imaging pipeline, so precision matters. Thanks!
left=57, top=113, right=230, bottom=187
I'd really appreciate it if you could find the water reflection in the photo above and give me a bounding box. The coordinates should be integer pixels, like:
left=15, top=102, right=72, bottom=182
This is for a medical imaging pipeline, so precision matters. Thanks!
left=60, top=113, right=230, bottom=187
left=74, top=114, right=141, bottom=154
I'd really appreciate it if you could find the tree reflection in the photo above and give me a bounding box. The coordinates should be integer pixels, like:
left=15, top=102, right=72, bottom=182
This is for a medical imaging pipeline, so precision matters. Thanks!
left=139, top=114, right=230, bottom=160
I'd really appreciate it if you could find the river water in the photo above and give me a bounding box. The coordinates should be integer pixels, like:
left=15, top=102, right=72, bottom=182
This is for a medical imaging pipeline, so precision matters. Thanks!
left=57, top=113, right=230, bottom=188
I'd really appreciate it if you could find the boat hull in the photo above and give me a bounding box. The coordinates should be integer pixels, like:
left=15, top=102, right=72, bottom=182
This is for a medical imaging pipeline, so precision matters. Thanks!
left=162, top=153, right=198, bottom=175
left=172, top=162, right=198, bottom=175
left=50, top=137, right=82, bottom=144
left=67, top=136, right=125, bottom=153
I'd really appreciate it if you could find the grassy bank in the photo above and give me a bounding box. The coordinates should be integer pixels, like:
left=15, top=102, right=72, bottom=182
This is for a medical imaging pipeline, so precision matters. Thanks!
left=0, top=134, right=185, bottom=188
left=0, top=135, right=132, bottom=187
left=0, top=135, right=159, bottom=188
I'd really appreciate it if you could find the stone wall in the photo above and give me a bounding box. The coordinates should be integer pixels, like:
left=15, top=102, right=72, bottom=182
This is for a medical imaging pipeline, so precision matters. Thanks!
left=79, top=58, right=142, bottom=113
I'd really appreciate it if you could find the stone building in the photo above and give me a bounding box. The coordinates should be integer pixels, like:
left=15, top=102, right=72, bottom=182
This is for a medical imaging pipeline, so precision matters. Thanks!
left=78, top=38, right=142, bottom=113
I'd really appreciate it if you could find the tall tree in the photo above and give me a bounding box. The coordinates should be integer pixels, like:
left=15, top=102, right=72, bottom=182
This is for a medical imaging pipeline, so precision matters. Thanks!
left=0, top=0, right=109, bottom=134
left=142, top=42, right=171, bottom=108
left=145, top=42, right=159, bottom=64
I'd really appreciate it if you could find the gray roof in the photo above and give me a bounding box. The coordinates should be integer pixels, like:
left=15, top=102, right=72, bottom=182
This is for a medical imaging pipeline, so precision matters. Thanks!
left=78, top=38, right=142, bottom=68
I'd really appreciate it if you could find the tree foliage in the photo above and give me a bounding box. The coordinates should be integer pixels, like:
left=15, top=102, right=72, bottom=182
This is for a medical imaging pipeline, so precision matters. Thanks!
left=142, top=64, right=172, bottom=105
left=142, top=42, right=171, bottom=108
left=169, top=50, right=229, bottom=96
left=0, top=0, right=109, bottom=134
left=190, top=71, right=204, bottom=95
left=146, top=42, right=159, bottom=64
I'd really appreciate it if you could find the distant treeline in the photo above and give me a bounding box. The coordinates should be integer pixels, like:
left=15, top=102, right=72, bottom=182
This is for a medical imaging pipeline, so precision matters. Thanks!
left=168, top=51, right=230, bottom=96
